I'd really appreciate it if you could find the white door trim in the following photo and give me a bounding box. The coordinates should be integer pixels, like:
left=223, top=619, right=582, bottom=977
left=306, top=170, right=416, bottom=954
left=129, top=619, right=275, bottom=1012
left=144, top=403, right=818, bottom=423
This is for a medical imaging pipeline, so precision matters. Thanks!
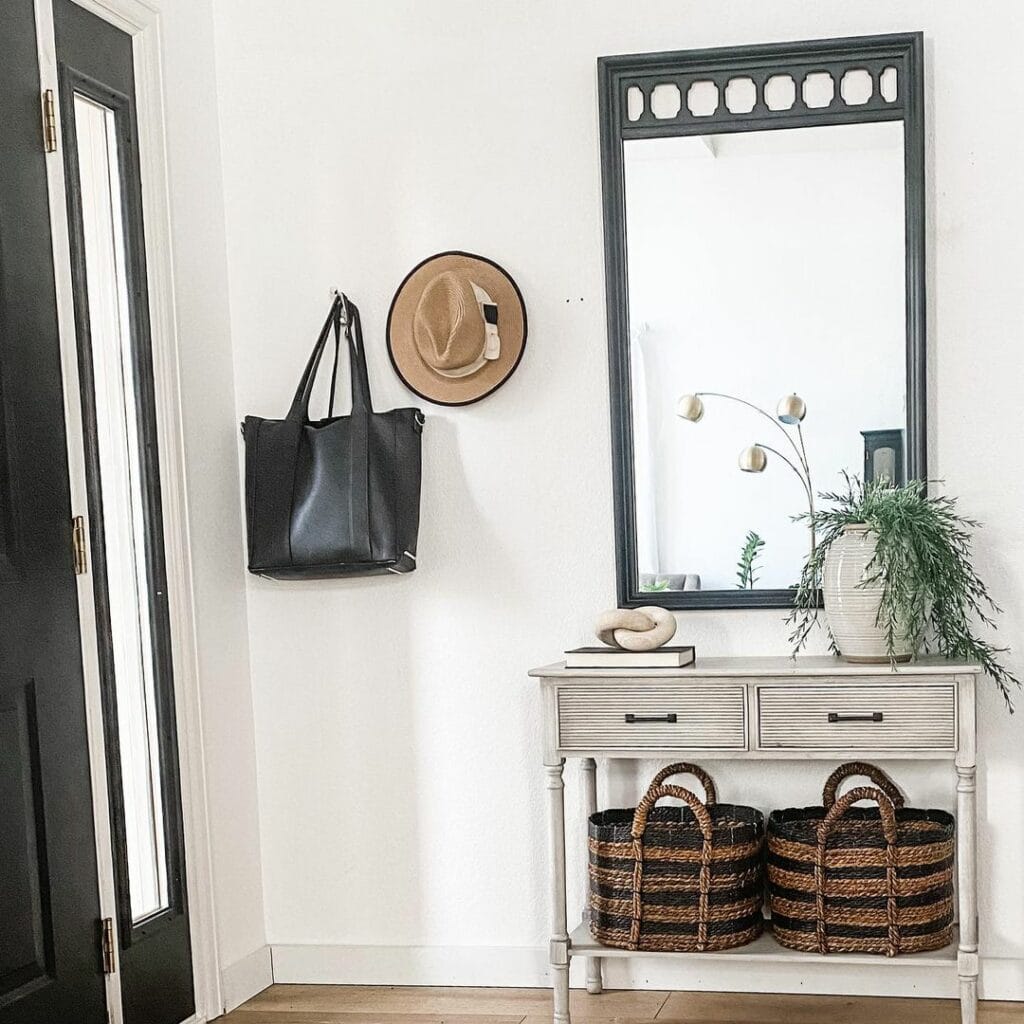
left=34, top=0, right=222, bottom=1019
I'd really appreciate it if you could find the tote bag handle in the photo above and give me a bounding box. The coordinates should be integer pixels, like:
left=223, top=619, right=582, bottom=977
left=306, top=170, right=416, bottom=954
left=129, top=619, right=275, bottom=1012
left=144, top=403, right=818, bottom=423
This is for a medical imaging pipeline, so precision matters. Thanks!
left=288, top=293, right=372, bottom=421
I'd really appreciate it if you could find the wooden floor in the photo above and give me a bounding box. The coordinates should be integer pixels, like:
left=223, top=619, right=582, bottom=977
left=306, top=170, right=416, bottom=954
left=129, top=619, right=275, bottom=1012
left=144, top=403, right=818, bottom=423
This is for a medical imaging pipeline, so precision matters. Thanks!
left=222, top=985, right=1021, bottom=1024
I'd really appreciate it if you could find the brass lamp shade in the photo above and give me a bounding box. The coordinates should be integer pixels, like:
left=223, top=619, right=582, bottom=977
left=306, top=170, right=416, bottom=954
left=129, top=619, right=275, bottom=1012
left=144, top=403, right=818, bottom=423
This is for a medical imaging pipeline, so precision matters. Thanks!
left=676, top=394, right=705, bottom=422
left=738, top=444, right=768, bottom=473
left=776, top=393, right=807, bottom=425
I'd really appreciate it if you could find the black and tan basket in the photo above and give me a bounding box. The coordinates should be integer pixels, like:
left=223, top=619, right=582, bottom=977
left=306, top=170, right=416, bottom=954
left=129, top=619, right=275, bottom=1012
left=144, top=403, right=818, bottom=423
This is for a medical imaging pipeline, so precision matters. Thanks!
left=767, top=762, right=955, bottom=956
left=588, top=763, right=764, bottom=952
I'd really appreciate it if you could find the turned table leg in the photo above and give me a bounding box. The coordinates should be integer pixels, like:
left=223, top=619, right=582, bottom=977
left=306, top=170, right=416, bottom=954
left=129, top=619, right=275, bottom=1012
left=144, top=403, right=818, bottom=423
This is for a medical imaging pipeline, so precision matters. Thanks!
left=546, top=760, right=570, bottom=1024
left=580, top=757, right=603, bottom=995
left=956, top=763, right=979, bottom=1024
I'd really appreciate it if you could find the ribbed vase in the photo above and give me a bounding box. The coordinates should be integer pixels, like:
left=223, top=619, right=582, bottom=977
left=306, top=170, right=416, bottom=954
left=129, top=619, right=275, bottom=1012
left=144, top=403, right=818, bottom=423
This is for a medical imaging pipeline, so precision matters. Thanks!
left=822, top=524, right=912, bottom=663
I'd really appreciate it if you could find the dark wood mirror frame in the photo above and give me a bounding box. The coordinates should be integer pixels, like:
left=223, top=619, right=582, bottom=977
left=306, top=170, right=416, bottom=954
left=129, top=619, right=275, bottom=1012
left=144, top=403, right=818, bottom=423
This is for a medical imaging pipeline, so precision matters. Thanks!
left=599, top=32, right=927, bottom=610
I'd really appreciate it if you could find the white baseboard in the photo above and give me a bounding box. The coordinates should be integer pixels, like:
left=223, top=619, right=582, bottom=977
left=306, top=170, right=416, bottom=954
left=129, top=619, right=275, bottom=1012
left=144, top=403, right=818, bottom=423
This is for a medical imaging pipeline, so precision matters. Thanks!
left=269, top=943, right=1024, bottom=1002
left=220, top=944, right=273, bottom=1014
left=271, top=942, right=546, bottom=989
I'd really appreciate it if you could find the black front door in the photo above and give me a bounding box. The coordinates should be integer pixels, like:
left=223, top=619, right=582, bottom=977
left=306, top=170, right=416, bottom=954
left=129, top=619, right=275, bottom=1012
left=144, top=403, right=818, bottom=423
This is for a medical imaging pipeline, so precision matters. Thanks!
left=53, top=2, right=195, bottom=1023
left=0, top=4, right=107, bottom=1024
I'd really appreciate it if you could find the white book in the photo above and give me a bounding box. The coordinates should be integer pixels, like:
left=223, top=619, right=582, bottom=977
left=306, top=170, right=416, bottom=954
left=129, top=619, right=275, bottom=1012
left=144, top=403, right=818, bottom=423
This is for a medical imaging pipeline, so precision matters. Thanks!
left=563, top=645, right=696, bottom=669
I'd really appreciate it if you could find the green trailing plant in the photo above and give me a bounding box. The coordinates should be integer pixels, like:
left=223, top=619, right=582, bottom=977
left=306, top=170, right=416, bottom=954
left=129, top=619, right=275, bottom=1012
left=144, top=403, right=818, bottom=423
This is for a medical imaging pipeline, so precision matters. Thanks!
left=736, top=531, right=765, bottom=590
left=640, top=577, right=670, bottom=593
left=788, top=474, right=1020, bottom=711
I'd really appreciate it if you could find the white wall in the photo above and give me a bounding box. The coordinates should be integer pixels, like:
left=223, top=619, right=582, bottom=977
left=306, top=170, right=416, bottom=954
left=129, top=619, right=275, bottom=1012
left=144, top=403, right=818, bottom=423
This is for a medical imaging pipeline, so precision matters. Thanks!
left=155, top=0, right=267, bottom=992
left=212, top=0, right=1024, bottom=998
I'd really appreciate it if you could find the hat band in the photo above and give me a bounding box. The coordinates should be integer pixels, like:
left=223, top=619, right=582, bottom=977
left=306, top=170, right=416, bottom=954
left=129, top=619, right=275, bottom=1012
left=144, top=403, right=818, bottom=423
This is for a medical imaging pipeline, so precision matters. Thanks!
left=430, top=281, right=501, bottom=379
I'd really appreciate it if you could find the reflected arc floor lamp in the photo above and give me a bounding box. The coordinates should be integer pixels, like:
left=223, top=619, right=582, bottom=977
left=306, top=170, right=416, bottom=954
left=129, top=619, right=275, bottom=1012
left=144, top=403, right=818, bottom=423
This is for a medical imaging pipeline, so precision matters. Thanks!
left=676, top=391, right=817, bottom=555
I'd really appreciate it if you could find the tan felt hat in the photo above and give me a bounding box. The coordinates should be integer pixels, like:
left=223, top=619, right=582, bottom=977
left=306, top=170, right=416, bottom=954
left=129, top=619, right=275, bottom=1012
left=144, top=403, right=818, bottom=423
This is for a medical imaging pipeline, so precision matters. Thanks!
left=387, top=251, right=527, bottom=406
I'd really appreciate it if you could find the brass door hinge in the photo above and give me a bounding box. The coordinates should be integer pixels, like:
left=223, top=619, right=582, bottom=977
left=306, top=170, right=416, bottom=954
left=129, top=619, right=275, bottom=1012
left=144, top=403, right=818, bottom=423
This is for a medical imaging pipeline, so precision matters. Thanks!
left=43, top=89, right=57, bottom=153
left=72, top=515, right=88, bottom=575
left=101, top=917, right=116, bottom=974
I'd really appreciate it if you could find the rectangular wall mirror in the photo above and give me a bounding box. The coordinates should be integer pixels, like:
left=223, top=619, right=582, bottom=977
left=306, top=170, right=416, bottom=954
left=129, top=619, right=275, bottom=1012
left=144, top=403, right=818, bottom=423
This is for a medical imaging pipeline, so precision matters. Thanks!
left=599, top=34, right=926, bottom=609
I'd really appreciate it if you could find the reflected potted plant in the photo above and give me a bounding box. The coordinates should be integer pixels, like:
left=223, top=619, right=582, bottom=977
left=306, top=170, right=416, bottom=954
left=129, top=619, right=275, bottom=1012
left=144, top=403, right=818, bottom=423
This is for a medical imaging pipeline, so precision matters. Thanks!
left=640, top=577, right=670, bottom=593
left=736, top=531, right=765, bottom=590
left=788, top=474, right=1020, bottom=709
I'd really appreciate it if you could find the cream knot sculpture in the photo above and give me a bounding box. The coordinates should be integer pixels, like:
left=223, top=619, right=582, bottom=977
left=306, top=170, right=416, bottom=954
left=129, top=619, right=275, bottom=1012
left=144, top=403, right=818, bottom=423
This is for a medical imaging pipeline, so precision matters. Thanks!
left=595, top=606, right=677, bottom=652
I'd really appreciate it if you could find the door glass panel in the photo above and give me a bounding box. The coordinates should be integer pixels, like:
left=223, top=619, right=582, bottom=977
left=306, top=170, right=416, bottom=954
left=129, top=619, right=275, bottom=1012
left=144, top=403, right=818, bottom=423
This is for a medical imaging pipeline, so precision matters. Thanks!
left=72, top=92, right=169, bottom=924
left=873, top=446, right=897, bottom=484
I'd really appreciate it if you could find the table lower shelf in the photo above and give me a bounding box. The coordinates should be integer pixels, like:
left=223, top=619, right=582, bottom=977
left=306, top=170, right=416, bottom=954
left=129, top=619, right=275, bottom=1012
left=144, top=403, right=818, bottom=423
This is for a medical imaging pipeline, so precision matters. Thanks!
left=569, top=920, right=959, bottom=967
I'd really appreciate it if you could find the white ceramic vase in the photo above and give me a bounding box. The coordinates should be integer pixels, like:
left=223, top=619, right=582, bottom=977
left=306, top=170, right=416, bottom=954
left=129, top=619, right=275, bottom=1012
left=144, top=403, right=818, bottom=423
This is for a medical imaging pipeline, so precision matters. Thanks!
left=822, top=523, right=912, bottom=663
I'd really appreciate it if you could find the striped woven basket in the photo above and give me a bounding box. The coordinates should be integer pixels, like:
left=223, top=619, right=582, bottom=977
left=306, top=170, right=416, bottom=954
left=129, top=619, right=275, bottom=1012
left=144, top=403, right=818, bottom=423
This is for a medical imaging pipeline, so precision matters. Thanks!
left=588, top=763, right=764, bottom=952
left=767, top=762, right=955, bottom=956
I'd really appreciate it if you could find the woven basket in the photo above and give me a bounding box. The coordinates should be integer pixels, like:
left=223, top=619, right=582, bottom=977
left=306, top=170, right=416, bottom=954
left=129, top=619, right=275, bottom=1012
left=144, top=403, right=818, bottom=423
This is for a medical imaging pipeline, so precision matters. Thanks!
left=589, top=763, right=764, bottom=952
left=767, top=762, right=955, bottom=956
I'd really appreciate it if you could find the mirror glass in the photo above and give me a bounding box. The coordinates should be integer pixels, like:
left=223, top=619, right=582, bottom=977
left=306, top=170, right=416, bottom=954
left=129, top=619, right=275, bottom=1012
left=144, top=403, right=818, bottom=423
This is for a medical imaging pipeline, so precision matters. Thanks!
left=625, top=121, right=906, bottom=594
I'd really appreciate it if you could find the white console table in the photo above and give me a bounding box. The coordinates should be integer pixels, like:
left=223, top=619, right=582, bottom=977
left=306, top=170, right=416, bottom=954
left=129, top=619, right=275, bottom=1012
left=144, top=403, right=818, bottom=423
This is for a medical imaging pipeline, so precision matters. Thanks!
left=529, top=656, right=980, bottom=1024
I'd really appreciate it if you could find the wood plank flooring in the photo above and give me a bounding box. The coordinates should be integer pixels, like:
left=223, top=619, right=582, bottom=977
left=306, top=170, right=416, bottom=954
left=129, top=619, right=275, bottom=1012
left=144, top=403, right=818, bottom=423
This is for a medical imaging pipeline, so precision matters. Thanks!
left=221, top=985, right=1022, bottom=1024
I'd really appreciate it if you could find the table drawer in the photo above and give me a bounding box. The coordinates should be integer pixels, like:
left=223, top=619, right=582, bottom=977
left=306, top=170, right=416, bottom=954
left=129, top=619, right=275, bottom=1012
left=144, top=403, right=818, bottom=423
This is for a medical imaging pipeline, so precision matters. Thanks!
left=757, top=683, right=956, bottom=750
left=557, top=683, right=746, bottom=751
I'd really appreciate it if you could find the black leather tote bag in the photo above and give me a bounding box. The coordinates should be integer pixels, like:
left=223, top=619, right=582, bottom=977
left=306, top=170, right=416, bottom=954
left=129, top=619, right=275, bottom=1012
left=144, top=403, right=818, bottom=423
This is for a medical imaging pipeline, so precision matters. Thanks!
left=243, top=294, right=423, bottom=579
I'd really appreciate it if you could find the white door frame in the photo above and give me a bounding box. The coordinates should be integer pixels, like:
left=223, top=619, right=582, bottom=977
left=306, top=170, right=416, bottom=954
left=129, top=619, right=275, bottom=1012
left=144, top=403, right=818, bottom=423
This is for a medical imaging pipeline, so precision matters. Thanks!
left=33, top=0, right=222, bottom=1020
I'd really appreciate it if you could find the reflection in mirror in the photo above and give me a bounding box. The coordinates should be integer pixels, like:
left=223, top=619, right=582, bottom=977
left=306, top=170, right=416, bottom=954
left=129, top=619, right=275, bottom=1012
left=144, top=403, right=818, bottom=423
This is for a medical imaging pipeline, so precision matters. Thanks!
left=625, top=121, right=906, bottom=594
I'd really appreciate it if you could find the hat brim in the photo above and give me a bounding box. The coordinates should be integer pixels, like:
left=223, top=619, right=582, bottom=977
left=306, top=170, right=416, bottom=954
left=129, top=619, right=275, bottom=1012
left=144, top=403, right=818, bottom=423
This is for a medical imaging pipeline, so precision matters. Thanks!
left=387, top=251, right=527, bottom=406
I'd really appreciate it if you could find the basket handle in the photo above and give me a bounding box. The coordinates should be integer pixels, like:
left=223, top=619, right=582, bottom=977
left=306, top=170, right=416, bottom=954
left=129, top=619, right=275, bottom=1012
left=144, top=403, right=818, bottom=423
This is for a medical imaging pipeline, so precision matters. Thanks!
left=631, top=784, right=713, bottom=841
left=628, top=784, right=713, bottom=952
left=814, top=786, right=900, bottom=956
left=643, top=763, right=718, bottom=806
left=822, top=761, right=905, bottom=810
left=818, top=785, right=899, bottom=845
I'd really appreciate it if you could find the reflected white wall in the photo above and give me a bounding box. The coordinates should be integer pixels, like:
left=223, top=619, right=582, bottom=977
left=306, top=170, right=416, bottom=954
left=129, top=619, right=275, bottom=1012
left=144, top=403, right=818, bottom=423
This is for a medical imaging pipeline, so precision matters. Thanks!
left=626, top=123, right=906, bottom=589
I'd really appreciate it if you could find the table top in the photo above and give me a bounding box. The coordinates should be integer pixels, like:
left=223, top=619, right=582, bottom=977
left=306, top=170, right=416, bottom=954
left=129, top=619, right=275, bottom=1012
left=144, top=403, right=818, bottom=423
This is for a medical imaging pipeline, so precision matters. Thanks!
left=529, top=654, right=981, bottom=679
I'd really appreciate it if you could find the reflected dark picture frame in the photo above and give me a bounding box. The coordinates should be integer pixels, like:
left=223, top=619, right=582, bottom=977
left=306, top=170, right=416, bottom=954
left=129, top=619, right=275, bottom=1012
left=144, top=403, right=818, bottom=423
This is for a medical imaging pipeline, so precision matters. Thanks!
left=599, top=33, right=928, bottom=610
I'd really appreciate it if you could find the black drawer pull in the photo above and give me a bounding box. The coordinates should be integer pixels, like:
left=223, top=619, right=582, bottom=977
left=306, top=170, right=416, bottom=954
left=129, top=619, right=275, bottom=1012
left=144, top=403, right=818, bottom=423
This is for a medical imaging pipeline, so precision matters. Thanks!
left=828, top=712, right=883, bottom=723
left=624, top=713, right=678, bottom=724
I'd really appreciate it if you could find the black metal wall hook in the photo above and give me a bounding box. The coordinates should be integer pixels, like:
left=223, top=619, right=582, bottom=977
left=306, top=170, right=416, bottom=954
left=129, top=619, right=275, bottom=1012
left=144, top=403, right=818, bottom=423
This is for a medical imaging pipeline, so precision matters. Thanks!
left=329, top=287, right=350, bottom=325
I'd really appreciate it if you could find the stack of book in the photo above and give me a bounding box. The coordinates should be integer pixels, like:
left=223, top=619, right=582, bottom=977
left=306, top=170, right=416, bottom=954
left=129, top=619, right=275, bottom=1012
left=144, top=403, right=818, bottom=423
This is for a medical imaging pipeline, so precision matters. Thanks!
left=563, top=645, right=695, bottom=669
